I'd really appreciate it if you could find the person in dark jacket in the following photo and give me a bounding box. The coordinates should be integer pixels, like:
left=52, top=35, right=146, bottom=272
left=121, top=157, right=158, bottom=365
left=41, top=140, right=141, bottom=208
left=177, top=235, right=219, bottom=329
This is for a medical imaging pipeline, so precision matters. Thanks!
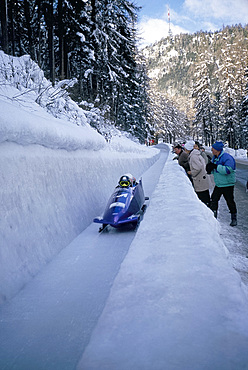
left=173, top=144, right=193, bottom=183
left=206, top=141, right=237, bottom=226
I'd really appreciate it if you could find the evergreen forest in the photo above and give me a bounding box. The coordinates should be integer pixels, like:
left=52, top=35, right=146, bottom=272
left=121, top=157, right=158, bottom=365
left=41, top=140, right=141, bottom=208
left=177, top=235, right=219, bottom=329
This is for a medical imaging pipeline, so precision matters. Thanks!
left=0, top=0, right=150, bottom=142
left=143, top=25, right=248, bottom=148
left=0, top=0, right=248, bottom=148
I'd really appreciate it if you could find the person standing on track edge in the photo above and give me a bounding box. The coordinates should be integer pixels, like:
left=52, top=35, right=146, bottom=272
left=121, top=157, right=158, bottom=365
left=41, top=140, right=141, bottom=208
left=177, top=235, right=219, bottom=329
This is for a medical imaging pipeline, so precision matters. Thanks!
left=206, top=141, right=237, bottom=226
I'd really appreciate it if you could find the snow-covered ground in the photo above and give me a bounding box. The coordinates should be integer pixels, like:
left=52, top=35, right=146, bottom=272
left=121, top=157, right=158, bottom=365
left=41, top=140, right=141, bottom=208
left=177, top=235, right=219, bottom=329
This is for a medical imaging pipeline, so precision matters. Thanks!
left=1, top=52, right=248, bottom=369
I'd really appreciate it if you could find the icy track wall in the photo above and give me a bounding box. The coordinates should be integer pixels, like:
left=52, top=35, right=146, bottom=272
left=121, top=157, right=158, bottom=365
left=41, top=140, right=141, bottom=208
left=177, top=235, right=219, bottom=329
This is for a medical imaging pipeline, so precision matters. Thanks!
left=0, top=143, right=160, bottom=304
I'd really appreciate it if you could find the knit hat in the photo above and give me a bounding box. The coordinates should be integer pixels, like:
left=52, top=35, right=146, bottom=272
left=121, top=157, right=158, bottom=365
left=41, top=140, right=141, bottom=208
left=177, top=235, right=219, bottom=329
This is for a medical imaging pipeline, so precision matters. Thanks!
left=184, top=141, right=195, bottom=151
left=212, top=141, right=224, bottom=151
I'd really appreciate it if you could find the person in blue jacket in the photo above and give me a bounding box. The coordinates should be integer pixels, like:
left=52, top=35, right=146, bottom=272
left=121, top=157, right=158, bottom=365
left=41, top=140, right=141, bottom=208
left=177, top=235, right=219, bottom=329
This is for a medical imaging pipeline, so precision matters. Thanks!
left=206, top=141, right=237, bottom=226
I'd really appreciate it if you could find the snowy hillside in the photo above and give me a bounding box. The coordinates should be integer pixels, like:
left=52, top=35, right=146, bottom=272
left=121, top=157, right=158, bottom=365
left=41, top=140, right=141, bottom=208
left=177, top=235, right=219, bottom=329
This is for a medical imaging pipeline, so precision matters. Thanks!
left=0, top=52, right=159, bottom=304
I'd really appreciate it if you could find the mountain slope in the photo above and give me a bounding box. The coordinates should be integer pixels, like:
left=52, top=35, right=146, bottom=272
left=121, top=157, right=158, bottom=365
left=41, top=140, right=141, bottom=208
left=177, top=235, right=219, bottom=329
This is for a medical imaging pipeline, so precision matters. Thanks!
left=143, top=25, right=248, bottom=114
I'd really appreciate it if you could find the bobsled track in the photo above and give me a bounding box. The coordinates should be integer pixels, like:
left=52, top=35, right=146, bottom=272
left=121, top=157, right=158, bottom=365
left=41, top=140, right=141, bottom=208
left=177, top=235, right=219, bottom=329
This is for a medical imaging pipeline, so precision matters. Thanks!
left=0, top=146, right=170, bottom=370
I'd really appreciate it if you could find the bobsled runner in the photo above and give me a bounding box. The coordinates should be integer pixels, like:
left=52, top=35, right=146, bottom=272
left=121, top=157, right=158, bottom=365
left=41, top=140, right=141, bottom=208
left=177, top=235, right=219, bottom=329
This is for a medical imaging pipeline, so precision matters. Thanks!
left=93, top=174, right=149, bottom=232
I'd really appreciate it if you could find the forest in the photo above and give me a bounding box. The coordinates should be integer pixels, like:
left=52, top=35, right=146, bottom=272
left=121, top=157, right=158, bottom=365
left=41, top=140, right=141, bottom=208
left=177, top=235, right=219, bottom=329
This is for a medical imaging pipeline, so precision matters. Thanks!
left=143, top=25, right=248, bottom=148
left=0, top=0, right=151, bottom=142
left=0, top=1, right=248, bottom=147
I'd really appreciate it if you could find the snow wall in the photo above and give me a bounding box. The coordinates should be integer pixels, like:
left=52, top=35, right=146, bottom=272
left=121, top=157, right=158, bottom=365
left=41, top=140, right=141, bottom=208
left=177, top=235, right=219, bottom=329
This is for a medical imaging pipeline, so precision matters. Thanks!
left=0, top=143, right=160, bottom=304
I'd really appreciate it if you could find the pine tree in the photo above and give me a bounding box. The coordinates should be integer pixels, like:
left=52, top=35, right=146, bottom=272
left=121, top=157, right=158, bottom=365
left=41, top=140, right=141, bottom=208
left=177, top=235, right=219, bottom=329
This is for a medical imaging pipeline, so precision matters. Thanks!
left=192, top=57, right=214, bottom=145
left=0, top=0, right=8, bottom=53
left=240, top=67, right=248, bottom=148
left=215, top=44, right=247, bottom=147
left=143, top=25, right=248, bottom=146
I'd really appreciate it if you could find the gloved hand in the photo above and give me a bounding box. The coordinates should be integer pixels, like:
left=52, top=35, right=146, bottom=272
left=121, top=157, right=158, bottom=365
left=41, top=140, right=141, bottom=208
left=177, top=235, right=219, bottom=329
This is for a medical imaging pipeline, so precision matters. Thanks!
left=206, top=162, right=217, bottom=174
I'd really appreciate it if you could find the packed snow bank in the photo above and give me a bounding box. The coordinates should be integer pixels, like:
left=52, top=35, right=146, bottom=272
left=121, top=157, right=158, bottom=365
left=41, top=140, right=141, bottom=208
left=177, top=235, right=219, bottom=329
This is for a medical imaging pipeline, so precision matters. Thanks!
left=0, top=84, right=154, bottom=154
left=0, top=51, right=89, bottom=127
left=0, top=86, right=106, bottom=151
left=78, top=149, right=248, bottom=370
left=0, top=141, right=159, bottom=304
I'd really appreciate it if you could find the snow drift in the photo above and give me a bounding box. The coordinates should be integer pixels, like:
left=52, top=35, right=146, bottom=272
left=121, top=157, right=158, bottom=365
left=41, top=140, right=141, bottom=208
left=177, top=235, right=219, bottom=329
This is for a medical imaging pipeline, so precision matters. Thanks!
left=0, top=141, right=159, bottom=304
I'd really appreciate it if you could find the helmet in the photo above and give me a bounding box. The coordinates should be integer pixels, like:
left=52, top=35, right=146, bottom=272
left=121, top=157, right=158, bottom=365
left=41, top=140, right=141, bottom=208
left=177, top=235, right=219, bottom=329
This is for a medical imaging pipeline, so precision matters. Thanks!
left=123, top=173, right=136, bottom=186
left=119, top=175, right=131, bottom=187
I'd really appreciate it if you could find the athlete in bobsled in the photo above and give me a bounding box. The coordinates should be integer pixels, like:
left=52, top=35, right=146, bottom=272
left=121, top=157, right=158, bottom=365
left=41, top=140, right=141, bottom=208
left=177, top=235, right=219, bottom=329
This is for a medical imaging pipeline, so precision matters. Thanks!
left=93, top=173, right=149, bottom=231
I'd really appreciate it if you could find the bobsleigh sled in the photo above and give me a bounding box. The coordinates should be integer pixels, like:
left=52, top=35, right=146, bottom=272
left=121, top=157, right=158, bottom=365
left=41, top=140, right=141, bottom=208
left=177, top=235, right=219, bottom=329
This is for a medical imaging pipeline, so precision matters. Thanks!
left=93, top=174, right=149, bottom=231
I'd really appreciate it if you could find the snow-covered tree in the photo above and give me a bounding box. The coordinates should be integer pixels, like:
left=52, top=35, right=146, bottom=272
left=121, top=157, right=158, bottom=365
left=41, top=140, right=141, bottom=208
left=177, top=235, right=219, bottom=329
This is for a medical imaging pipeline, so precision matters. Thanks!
left=148, top=82, right=190, bottom=143
left=0, top=0, right=151, bottom=142
left=143, top=25, right=248, bottom=148
left=240, top=66, right=248, bottom=148
left=192, top=55, right=214, bottom=145
left=215, top=42, right=248, bottom=147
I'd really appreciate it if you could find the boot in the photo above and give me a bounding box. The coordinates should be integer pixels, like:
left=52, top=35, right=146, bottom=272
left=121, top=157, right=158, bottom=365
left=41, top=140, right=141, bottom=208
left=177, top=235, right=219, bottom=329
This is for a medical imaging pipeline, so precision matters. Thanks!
left=230, top=213, right=237, bottom=227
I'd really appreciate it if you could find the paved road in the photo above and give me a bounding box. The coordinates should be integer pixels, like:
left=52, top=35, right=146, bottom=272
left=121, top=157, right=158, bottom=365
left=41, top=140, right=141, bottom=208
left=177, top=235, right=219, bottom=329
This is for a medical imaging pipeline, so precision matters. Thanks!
left=203, top=152, right=248, bottom=286
left=236, top=161, right=248, bottom=187
left=212, top=160, right=248, bottom=286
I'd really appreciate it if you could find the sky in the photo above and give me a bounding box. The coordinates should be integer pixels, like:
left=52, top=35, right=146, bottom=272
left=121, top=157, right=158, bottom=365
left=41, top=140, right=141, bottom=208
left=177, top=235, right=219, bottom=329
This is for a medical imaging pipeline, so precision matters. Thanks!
left=136, top=0, right=248, bottom=47
left=1, top=51, right=248, bottom=368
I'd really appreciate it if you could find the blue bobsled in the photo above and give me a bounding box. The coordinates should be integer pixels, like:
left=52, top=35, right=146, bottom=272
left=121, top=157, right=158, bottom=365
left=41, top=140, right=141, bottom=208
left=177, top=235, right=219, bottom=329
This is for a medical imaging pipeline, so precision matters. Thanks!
left=93, top=174, right=148, bottom=231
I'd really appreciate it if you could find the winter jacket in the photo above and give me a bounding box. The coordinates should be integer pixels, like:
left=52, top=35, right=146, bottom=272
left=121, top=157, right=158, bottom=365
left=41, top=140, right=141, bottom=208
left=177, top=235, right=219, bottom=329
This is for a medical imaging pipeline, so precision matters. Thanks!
left=188, top=149, right=210, bottom=192
left=211, top=150, right=236, bottom=187
left=178, top=150, right=190, bottom=172
left=200, top=151, right=209, bottom=164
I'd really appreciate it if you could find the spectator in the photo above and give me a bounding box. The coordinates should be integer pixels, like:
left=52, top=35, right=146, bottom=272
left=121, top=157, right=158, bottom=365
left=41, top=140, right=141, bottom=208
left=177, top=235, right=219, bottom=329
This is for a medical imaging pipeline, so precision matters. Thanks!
left=194, top=142, right=209, bottom=164
left=184, top=141, right=210, bottom=206
left=173, top=144, right=192, bottom=183
left=194, top=141, right=201, bottom=149
left=206, top=141, right=237, bottom=226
